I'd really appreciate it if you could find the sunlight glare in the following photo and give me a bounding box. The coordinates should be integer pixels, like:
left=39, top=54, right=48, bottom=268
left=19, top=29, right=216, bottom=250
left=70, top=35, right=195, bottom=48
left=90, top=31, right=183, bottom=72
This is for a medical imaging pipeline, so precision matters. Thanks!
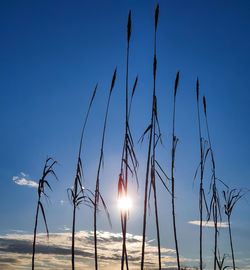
left=118, top=196, right=132, bottom=212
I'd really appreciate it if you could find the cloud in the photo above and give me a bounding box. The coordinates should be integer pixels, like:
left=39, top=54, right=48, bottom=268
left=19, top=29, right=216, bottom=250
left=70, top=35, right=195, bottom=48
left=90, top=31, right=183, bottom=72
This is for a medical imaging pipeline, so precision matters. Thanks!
left=13, top=173, right=38, bottom=188
left=0, top=230, right=195, bottom=269
left=188, top=220, right=228, bottom=228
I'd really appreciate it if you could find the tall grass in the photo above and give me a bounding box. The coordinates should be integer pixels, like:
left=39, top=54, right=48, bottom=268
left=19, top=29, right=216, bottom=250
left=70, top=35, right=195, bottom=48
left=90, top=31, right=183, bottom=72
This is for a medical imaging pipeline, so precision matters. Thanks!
left=32, top=157, right=58, bottom=270
left=223, top=188, right=244, bottom=270
left=215, top=252, right=229, bottom=270
left=94, top=68, right=116, bottom=270
left=118, top=10, right=139, bottom=270
left=67, top=84, right=97, bottom=270
left=149, top=4, right=163, bottom=269
left=203, top=96, right=223, bottom=270
left=195, top=79, right=208, bottom=270
left=140, top=4, right=162, bottom=269
left=171, top=71, right=180, bottom=270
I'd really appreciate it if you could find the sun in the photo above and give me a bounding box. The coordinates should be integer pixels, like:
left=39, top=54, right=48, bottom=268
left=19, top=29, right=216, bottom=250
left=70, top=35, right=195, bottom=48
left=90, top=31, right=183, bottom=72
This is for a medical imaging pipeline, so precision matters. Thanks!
left=118, top=196, right=132, bottom=212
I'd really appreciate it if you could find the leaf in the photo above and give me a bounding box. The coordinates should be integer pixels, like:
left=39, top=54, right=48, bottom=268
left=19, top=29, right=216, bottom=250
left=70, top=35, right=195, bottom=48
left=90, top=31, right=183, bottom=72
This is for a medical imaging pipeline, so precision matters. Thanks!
left=99, top=193, right=112, bottom=228
left=44, top=180, right=52, bottom=191
left=203, top=96, right=207, bottom=116
left=39, top=201, right=49, bottom=238
left=196, top=77, right=199, bottom=101
left=174, top=71, right=179, bottom=97
left=138, top=124, right=152, bottom=143
left=110, top=67, right=117, bottom=93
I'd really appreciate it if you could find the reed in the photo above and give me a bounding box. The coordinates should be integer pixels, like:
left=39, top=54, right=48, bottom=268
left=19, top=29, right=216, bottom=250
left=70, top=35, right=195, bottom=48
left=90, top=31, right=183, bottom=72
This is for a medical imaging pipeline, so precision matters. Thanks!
left=171, top=71, right=181, bottom=270
left=140, top=4, right=163, bottom=269
left=223, top=188, right=244, bottom=270
left=195, top=79, right=209, bottom=270
left=203, top=96, right=223, bottom=270
left=215, top=252, right=229, bottom=270
left=149, top=4, right=162, bottom=269
left=32, top=157, right=58, bottom=270
left=94, top=68, right=116, bottom=270
left=67, top=84, right=97, bottom=270
left=118, top=10, right=139, bottom=270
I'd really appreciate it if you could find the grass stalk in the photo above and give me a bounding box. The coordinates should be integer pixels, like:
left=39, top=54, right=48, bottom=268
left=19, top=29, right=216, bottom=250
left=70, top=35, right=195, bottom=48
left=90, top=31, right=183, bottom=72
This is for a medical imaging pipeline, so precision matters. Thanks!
left=223, top=188, right=244, bottom=270
left=118, top=10, right=139, bottom=270
left=141, top=4, right=161, bottom=269
left=171, top=71, right=180, bottom=270
left=67, top=84, right=97, bottom=270
left=32, top=157, right=58, bottom=270
left=151, top=4, right=162, bottom=269
left=121, top=10, right=131, bottom=270
left=94, top=68, right=116, bottom=270
left=203, top=96, right=220, bottom=270
left=196, top=78, right=204, bottom=270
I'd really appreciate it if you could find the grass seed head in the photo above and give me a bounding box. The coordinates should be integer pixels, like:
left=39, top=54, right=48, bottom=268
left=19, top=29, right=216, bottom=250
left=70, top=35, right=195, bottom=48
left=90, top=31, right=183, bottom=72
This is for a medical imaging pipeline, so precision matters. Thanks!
left=155, top=4, right=159, bottom=31
left=127, top=10, right=131, bottom=43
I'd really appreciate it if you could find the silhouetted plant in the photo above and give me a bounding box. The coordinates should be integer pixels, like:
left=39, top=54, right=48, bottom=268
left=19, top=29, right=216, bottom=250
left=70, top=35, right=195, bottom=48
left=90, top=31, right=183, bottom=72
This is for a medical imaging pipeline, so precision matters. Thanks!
left=118, top=10, right=139, bottom=270
left=170, top=71, right=181, bottom=270
left=203, top=96, right=227, bottom=270
left=216, top=252, right=229, bottom=270
left=94, top=68, right=116, bottom=270
left=141, top=4, right=168, bottom=270
left=32, top=157, right=58, bottom=270
left=67, top=84, right=97, bottom=270
left=194, top=79, right=209, bottom=270
left=223, top=188, right=245, bottom=270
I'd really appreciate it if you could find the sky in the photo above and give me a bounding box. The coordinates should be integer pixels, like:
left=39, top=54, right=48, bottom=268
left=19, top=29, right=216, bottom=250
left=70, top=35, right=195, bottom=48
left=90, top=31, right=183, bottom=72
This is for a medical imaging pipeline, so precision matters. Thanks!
left=1, top=0, right=250, bottom=269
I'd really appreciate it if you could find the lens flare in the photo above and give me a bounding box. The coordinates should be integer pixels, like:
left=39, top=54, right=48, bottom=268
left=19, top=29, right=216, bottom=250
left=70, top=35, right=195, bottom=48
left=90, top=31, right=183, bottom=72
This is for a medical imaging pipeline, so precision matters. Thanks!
left=118, top=196, right=132, bottom=212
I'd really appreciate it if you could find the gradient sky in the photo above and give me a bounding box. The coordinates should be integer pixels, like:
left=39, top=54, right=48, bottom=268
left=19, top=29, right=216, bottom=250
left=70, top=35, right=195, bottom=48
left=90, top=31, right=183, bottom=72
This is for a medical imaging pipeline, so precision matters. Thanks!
left=1, top=0, right=250, bottom=269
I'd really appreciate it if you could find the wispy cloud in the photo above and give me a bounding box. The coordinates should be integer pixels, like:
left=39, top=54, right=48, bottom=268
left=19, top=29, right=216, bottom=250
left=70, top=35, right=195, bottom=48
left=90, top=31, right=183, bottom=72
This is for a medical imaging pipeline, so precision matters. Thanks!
left=0, top=230, right=195, bottom=269
left=188, top=220, right=228, bottom=228
left=12, top=173, right=38, bottom=188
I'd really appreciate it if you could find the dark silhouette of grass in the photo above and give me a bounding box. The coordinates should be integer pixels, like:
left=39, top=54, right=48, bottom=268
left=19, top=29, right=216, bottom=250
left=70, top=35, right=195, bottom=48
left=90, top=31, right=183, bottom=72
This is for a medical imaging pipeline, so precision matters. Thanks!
left=25, top=6, right=250, bottom=270
left=223, top=188, right=245, bottom=270
left=118, top=9, right=139, bottom=270
left=171, top=71, right=181, bottom=270
left=203, top=96, right=228, bottom=270
left=195, top=79, right=209, bottom=270
left=216, top=252, right=229, bottom=270
left=94, top=68, right=116, bottom=270
left=32, top=157, right=58, bottom=270
left=67, top=84, right=97, bottom=270
left=148, top=4, right=163, bottom=270
left=140, top=4, right=163, bottom=270
left=203, top=96, right=218, bottom=270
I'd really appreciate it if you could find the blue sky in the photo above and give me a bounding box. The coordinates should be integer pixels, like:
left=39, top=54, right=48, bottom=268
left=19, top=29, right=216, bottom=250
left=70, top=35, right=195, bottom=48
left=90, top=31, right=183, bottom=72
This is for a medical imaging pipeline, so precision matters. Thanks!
left=1, top=0, right=250, bottom=269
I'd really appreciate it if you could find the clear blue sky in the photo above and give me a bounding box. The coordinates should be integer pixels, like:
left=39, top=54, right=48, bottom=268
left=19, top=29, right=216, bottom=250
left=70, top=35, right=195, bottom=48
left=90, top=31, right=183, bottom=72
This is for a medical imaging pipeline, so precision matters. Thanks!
left=0, top=0, right=250, bottom=269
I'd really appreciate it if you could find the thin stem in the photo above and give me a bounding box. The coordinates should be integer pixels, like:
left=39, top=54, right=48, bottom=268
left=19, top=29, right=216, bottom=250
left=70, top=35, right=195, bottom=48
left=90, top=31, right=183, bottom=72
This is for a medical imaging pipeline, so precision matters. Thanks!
left=171, top=80, right=180, bottom=270
left=121, top=10, right=131, bottom=270
left=228, top=216, right=235, bottom=270
left=204, top=96, right=217, bottom=270
left=141, top=5, right=160, bottom=269
left=152, top=18, right=161, bottom=270
left=196, top=79, right=203, bottom=270
left=94, top=70, right=116, bottom=270
left=32, top=201, right=40, bottom=270
left=72, top=204, right=76, bottom=270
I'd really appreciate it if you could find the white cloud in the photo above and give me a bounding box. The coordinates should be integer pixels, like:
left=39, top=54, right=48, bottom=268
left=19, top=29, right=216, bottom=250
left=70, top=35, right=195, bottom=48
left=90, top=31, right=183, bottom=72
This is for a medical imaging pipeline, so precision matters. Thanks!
left=12, top=173, right=38, bottom=188
left=0, top=230, right=195, bottom=269
left=188, top=220, right=228, bottom=228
